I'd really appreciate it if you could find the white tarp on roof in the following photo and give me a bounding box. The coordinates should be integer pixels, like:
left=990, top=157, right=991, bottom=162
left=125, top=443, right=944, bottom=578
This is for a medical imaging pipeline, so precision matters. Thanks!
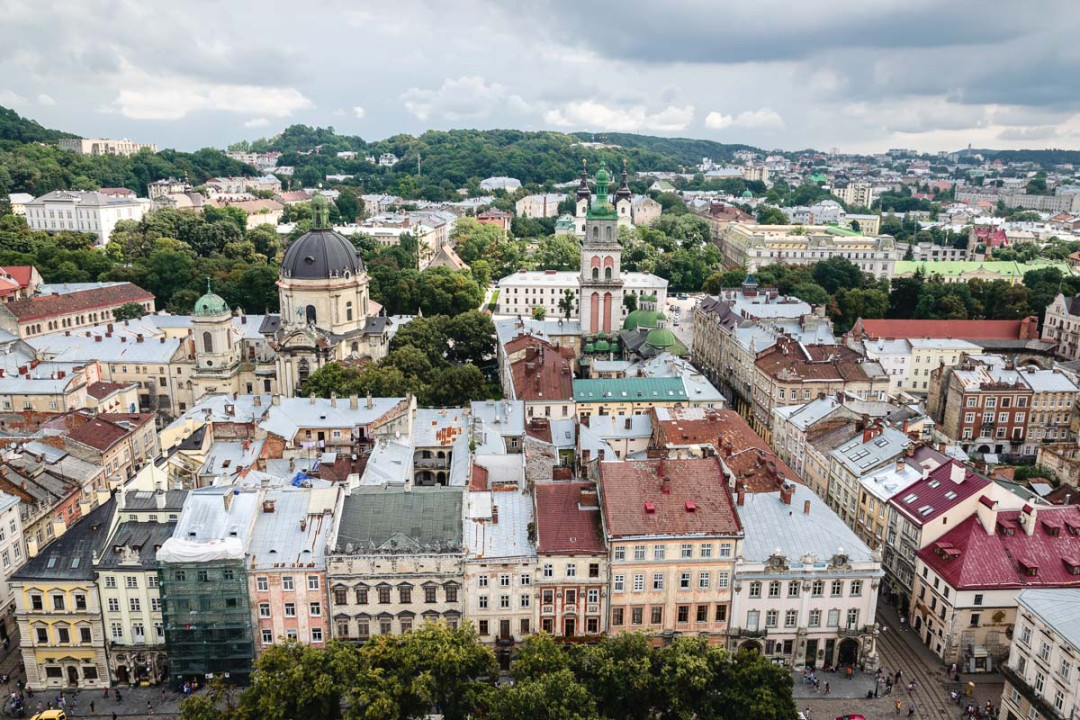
left=156, top=537, right=244, bottom=563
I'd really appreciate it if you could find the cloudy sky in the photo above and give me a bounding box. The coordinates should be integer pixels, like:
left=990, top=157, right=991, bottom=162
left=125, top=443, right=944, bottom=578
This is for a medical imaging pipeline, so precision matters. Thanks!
left=2, top=0, right=1079, bottom=154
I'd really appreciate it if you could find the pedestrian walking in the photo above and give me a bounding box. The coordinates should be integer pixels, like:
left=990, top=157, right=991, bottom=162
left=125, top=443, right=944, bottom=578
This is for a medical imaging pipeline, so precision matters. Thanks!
left=112, top=712, right=118, bottom=720
left=103, top=686, right=109, bottom=698
left=90, top=700, right=95, bottom=714
left=825, top=682, right=831, bottom=695
left=907, top=706, right=915, bottom=717
left=804, top=707, right=811, bottom=720
left=895, top=699, right=903, bottom=715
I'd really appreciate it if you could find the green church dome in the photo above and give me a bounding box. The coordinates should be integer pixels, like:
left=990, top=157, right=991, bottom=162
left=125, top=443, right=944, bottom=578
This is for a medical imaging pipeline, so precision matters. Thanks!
left=194, top=280, right=229, bottom=317
left=623, top=309, right=667, bottom=331
left=645, top=326, right=677, bottom=349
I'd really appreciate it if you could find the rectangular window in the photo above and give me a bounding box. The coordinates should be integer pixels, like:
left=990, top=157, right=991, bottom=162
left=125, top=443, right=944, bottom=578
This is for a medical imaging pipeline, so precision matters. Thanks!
left=653, top=545, right=666, bottom=561
left=827, top=609, right=840, bottom=627
left=788, top=580, right=800, bottom=597
left=717, top=572, right=729, bottom=589
left=257, top=577, right=269, bottom=591
left=566, top=564, right=576, bottom=578
left=479, top=575, right=489, bottom=587
left=700, top=543, right=713, bottom=558
left=308, top=576, right=320, bottom=590
left=399, top=587, right=411, bottom=604
left=698, top=572, right=711, bottom=589
left=311, top=628, right=324, bottom=642
left=749, top=582, right=761, bottom=598
left=677, top=605, right=690, bottom=623
left=631, top=607, right=643, bottom=625
left=378, top=587, right=391, bottom=604
left=679, top=572, right=691, bottom=590
left=652, top=573, right=664, bottom=591
left=284, top=603, right=296, bottom=617
left=768, top=581, right=781, bottom=598
left=614, top=575, right=625, bottom=592
left=633, top=574, right=644, bottom=592
left=612, top=608, right=624, bottom=626
left=283, top=576, right=294, bottom=591
left=765, top=610, right=778, bottom=628
left=520, top=594, right=531, bottom=609
left=696, top=605, right=708, bottom=623
left=850, top=580, right=862, bottom=597
left=715, top=605, right=727, bottom=622
left=310, top=602, right=322, bottom=616
left=614, top=546, right=626, bottom=561
left=651, top=606, right=663, bottom=624
left=680, top=543, right=693, bottom=558
left=259, top=603, right=270, bottom=618
left=831, top=580, right=843, bottom=597
left=785, top=609, right=798, bottom=628
left=424, top=587, right=437, bottom=604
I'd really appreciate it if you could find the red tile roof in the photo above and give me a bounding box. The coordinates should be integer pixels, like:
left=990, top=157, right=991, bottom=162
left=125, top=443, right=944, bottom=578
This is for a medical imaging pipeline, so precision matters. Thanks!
left=889, top=460, right=989, bottom=527
left=917, top=505, right=1080, bottom=590
left=509, top=337, right=574, bottom=402
left=600, top=457, right=742, bottom=539
left=86, top=381, right=134, bottom=400
left=1, top=267, right=35, bottom=289
left=755, top=341, right=870, bottom=383
left=4, top=284, right=153, bottom=322
left=651, top=408, right=803, bottom=492
left=854, top=318, right=1033, bottom=341
left=534, top=482, right=606, bottom=555
left=64, top=416, right=131, bottom=452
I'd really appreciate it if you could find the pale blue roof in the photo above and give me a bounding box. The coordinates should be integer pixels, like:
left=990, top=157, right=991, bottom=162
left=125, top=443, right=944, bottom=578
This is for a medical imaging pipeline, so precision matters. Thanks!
left=738, top=484, right=876, bottom=566
left=1016, top=589, right=1080, bottom=651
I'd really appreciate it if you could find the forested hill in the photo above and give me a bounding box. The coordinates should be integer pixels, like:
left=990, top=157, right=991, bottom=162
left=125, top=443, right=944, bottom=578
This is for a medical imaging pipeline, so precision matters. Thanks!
left=966, top=148, right=1080, bottom=166
left=0, top=106, right=254, bottom=197
left=232, top=126, right=761, bottom=198
left=0, top=106, right=78, bottom=144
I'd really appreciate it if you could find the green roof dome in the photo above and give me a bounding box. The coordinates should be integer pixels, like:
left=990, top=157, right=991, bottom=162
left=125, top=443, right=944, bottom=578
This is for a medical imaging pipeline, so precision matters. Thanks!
left=741, top=189, right=753, bottom=199
left=583, top=343, right=596, bottom=354
left=595, top=340, right=611, bottom=352
left=194, top=280, right=229, bottom=317
left=623, top=309, right=666, bottom=331
left=645, top=327, right=678, bottom=349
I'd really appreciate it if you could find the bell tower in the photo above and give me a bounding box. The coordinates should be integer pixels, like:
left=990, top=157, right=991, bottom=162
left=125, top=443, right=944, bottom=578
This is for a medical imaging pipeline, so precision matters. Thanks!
left=579, top=158, right=624, bottom=334
left=192, top=279, right=240, bottom=399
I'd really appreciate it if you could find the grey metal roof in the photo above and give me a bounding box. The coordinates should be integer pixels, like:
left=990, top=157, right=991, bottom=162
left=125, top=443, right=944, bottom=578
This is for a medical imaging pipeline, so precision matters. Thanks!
left=121, top=489, right=188, bottom=512
left=360, top=439, right=414, bottom=486
left=1016, top=588, right=1080, bottom=652
left=465, top=489, right=535, bottom=560
left=332, top=487, right=463, bottom=554
left=738, top=485, right=875, bottom=565
left=413, top=408, right=468, bottom=448
left=169, top=486, right=260, bottom=545
left=12, top=499, right=115, bottom=581
left=281, top=229, right=365, bottom=280
left=831, top=426, right=911, bottom=477
left=259, top=396, right=405, bottom=437
left=247, top=487, right=338, bottom=570
left=97, top=520, right=178, bottom=569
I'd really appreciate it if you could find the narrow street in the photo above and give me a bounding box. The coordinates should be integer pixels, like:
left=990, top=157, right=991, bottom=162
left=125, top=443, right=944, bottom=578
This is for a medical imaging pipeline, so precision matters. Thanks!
left=799, top=602, right=1004, bottom=720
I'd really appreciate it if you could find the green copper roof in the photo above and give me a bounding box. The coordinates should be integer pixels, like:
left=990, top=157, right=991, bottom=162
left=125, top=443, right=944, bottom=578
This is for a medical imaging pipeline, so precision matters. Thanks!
left=645, top=326, right=677, bottom=348
left=623, top=309, right=667, bottom=331
left=194, top=279, right=229, bottom=317
left=573, top=377, right=687, bottom=403
left=586, top=158, right=617, bottom=220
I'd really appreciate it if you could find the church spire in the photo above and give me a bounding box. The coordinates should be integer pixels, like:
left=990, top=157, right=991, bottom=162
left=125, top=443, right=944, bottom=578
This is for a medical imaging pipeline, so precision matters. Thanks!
left=576, top=158, right=591, bottom=201
left=614, top=158, right=632, bottom=203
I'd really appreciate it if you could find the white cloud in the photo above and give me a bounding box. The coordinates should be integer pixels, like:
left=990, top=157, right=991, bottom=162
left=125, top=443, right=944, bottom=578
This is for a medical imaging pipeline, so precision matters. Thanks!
left=402, top=76, right=513, bottom=121
left=36, top=93, right=56, bottom=106
left=705, top=108, right=785, bottom=130
left=106, top=77, right=312, bottom=121
left=0, top=89, right=28, bottom=106
left=544, top=101, right=694, bottom=132
left=243, top=117, right=270, bottom=128
left=352, top=105, right=366, bottom=119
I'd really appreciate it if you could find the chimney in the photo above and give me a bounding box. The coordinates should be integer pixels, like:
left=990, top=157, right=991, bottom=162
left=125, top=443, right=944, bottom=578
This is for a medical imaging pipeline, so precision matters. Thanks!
left=95, top=336, right=102, bottom=343
left=803, top=499, right=811, bottom=515
left=366, top=393, right=373, bottom=409
left=350, top=394, right=359, bottom=409
left=895, top=459, right=906, bottom=474
left=136, top=334, right=144, bottom=343
left=737, top=485, right=746, bottom=507
left=330, top=392, right=337, bottom=408
left=779, top=482, right=794, bottom=505
left=976, top=496, right=999, bottom=534
left=107, top=323, right=113, bottom=333
left=949, top=462, right=965, bottom=484
left=272, top=394, right=281, bottom=405
left=1021, top=503, right=1037, bottom=536
left=117, top=491, right=127, bottom=511
left=253, top=396, right=262, bottom=407
left=309, top=393, right=316, bottom=405
left=300, top=518, right=307, bottom=532
left=491, top=505, right=499, bottom=525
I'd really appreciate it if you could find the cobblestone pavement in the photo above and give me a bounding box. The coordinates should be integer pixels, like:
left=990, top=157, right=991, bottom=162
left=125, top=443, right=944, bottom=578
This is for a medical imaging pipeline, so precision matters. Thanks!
left=800, top=601, right=1004, bottom=720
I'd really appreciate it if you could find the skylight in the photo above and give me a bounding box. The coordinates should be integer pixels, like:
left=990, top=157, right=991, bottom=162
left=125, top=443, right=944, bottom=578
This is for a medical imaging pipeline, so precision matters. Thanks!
left=903, top=493, right=918, bottom=503
left=918, top=506, right=934, bottom=516
left=928, top=480, right=940, bottom=488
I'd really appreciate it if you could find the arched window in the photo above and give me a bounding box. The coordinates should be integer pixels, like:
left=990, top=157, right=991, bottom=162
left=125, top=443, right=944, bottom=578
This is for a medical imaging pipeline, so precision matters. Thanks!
left=305, top=305, right=317, bottom=324
left=592, top=226, right=599, bottom=240
left=346, top=301, right=354, bottom=322
left=202, top=331, right=213, bottom=354
left=298, top=359, right=310, bottom=382
left=605, top=267, right=612, bottom=280
left=605, top=226, right=613, bottom=241
left=592, top=267, right=599, bottom=280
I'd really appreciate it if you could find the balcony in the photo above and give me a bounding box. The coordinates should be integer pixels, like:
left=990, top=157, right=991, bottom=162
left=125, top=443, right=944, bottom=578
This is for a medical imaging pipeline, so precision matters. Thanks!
left=838, top=625, right=870, bottom=638
left=1000, top=664, right=1064, bottom=720
left=729, top=627, right=767, bottom=639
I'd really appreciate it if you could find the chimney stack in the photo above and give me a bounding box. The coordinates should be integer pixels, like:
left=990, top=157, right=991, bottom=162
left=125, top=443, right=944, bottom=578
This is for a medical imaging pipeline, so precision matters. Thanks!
left=779, top=482, right=794, bottom=505
left=803, top=499, right=811, bottom=515
left=737, top=484, right=746, bottom=507
left=491, top=505, right=499, bottom=525
left=350, top=394, right=359, bottom=409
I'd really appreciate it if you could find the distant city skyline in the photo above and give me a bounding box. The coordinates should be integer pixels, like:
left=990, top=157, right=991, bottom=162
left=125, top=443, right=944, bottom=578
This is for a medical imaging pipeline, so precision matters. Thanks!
left=1, top=0, right=1078, bottom=154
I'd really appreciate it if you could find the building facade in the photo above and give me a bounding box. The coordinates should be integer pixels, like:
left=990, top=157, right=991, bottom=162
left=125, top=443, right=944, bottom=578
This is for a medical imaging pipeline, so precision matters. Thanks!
left=24, top=191, right=150, bottom=246
left=999, top=589, right=1080, bottom=720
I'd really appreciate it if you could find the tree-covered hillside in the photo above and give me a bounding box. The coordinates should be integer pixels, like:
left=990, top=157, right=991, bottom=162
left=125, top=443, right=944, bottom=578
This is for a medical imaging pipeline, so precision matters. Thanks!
left=0, top=106, right=254, bottom=197
left=232, top=126, right=760, bottom=200
left=0, top=106, right=78, bottom=144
